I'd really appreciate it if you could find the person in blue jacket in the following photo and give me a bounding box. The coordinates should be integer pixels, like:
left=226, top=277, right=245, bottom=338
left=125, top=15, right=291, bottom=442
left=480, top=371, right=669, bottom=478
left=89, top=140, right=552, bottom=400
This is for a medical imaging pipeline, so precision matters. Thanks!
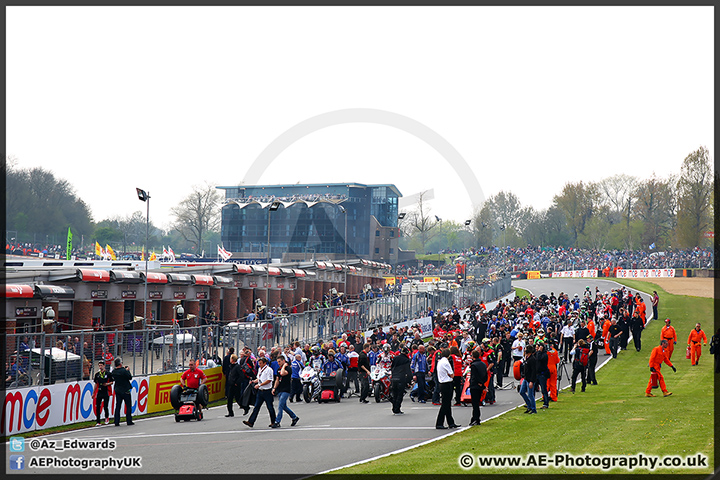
left=322, top=350, right=342, bottom=377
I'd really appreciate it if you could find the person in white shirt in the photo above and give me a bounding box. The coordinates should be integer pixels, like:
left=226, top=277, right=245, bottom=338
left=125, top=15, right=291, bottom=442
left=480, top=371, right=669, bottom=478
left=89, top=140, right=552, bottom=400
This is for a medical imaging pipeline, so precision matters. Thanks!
left=561, top=321, right=576, bottom=362
left=435, top=349, right=460, bottom=429
left=243, top=357, right=276, bottom=428
left=293, top=342, right=306, bottom=364
left=512, top=333, right=526, bottom=362
left=460, top=331, right=472, bottom=354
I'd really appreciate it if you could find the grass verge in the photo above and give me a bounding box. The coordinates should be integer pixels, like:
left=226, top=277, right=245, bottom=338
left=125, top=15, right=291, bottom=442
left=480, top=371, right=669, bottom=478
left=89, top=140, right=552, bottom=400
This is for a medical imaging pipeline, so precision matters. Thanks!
left=514, top=286, right=531, bottom=299
left=332, top=280, right=714, bottom=475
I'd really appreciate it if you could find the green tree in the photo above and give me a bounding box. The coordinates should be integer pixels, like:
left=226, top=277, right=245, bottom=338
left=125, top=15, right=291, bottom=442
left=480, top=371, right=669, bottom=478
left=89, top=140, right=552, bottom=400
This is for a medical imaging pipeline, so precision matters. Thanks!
left=676, top=146, right=713, bottom=248
left=633, top=174, right=676, bottom=249
left=472, top=204, right=495, bottom=247
left=577, top=205, right=612, bottom=250
left=5, top=160, right=93, bottom=244
left=553, top=181, right=600, bottom=245
left=472, top=191, right=531, bottom=248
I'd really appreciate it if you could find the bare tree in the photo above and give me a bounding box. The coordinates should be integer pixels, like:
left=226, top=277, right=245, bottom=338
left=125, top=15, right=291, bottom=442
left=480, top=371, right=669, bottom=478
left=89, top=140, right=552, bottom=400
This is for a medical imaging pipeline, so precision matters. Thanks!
left=406, top=190, right=441, bottom=253
left=170, top=183, right=222, bottom=253
left=598, top=174, right=638, bottom=224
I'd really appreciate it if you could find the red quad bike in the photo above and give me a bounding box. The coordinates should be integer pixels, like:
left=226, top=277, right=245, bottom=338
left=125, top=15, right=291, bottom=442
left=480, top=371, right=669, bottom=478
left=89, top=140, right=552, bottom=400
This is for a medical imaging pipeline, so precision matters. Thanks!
left=170, top=384, right=209, bottom=422
left=318, top=368, right=345, bottom=403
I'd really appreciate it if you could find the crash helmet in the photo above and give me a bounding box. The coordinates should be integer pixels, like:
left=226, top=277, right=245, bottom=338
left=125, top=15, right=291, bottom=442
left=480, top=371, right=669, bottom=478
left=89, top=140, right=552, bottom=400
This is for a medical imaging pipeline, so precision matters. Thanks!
left=311, top=346, right=320, bottom=355
left=383, top=343, right=391, bottom=352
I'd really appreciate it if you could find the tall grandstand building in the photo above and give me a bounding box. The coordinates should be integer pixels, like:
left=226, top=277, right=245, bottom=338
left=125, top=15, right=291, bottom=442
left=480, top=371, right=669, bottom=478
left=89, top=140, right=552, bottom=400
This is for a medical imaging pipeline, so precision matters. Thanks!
left=217, top=183, right=401, bottom=264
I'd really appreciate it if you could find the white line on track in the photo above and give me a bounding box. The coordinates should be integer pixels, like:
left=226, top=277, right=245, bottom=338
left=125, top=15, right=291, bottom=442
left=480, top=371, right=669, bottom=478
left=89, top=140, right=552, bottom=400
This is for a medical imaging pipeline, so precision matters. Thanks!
left=60, top=425, right=449, bottom=442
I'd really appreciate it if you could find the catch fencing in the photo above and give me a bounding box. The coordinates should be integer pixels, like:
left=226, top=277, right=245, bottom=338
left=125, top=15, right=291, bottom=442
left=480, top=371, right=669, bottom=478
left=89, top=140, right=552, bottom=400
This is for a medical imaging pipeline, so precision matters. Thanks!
left=4, top=275, right=511, bottom=387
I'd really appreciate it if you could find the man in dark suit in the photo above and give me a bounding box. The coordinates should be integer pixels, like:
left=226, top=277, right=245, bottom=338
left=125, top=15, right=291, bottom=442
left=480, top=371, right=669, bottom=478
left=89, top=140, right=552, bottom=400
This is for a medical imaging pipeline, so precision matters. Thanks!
left=222, top=347, right=235, bottom=398
left=468, top=349, right=487, bottom=426
left=225, top=354, right=242, bottom=417
left=112, top=358, right=134, bottom=426
left=390, top=347, right=412, bottom=415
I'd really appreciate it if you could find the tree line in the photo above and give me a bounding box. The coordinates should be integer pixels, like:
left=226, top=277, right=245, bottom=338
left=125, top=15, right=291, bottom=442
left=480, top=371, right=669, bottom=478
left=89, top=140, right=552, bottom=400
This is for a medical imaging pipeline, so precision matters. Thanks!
left=400, top=146, right=714, bottom=253
left=5, top=146, right=714, bottom=258
left=4, top=156, right=221, bottom=256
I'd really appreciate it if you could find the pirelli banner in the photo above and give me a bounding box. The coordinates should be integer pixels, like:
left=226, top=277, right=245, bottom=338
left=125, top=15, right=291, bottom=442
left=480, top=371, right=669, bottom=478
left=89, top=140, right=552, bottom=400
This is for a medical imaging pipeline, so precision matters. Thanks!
left=148, top=366, right=224, bottom=413
left=615, top=268, right=675, bottom=278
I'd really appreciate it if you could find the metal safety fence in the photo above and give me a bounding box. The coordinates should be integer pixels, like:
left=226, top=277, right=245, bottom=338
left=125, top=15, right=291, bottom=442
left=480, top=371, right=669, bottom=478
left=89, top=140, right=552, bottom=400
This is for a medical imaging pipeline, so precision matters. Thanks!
left=4, top=275, right=511, bottom=388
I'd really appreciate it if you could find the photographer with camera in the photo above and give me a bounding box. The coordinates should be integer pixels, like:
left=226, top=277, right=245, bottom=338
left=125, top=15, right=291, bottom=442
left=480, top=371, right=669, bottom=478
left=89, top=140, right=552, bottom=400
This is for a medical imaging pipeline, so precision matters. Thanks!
left=569, top=339, right=591, bottom=393
left=534, top=340, right=550, bottom=409
left=518, top=344, right=537, bottom=414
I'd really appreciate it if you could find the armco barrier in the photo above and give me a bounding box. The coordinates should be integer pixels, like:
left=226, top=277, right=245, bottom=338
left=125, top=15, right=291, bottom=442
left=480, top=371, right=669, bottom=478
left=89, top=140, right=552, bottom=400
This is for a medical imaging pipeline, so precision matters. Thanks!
left=3, top=376, right=149, bottom=436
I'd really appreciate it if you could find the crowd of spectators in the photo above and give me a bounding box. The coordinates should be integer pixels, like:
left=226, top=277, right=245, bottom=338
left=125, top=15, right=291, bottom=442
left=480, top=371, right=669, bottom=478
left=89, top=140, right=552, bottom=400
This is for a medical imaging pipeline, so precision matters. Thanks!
left=227, top=193, right=347, bottom=204
left=254, top=283, right=662, bottom=418
left=394, top=245, right=714, bottom=277
left=5, top=242, right=85, bottom=257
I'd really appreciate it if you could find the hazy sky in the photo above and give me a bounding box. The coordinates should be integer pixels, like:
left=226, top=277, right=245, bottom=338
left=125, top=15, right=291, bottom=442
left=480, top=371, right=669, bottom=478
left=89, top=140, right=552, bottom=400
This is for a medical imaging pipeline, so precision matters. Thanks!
left=6, top=6, right=713, bottom=229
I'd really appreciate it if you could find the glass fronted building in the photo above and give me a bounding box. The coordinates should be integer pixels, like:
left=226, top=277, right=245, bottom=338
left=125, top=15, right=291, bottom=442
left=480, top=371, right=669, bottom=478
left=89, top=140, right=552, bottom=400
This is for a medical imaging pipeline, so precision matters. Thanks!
left=217, top=183, right=401, bottom=263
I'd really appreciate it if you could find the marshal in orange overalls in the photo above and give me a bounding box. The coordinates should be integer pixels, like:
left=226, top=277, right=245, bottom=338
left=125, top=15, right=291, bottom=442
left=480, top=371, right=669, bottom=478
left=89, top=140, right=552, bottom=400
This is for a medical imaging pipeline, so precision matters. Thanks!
left=546, top=346, right=560, bottom=402
left=646, top=343, right=674, bottom=396
left=587, top=319, right=596, bottom=339
left=660, top=323, right=677, bottom=359
left=635, top=299, right=647, bottom=326
left=602, top=319, right=612, bottom=355
left=687, top=327, right=707, bottom=366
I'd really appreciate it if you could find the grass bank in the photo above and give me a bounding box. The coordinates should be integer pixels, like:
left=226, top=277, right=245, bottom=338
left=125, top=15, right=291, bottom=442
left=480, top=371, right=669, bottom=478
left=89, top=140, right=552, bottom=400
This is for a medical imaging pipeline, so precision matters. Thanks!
left=514, top=286, right=530, bottom=299
left=332, top=280, right=714, bottom=475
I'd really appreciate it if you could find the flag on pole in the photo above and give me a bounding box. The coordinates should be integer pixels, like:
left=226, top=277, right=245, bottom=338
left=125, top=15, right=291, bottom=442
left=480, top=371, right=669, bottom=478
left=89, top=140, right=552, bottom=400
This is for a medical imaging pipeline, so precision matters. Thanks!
left=106, top=244, right=117, bottom=260
left=163, top=246, right=169, bottom=257
left=95, top=241, right=103, bottom=258
left=218, top=245, right=232, bottom=261
left=168, top=246, right=175, bottom=262
left=141, top=246, right=145, bottom=261
left=149, top=251, right=157, bottom=261
left=649, top=242, right=656, bottom=250
left=66, top=227, right=72, bottom=260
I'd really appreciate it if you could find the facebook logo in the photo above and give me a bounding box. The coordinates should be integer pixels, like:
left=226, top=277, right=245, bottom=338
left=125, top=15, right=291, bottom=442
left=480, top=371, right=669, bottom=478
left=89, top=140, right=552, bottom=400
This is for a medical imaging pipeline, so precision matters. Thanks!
left=9, top=436, right=25, bottom=452
left=10, top=455, right=25, bottom=470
